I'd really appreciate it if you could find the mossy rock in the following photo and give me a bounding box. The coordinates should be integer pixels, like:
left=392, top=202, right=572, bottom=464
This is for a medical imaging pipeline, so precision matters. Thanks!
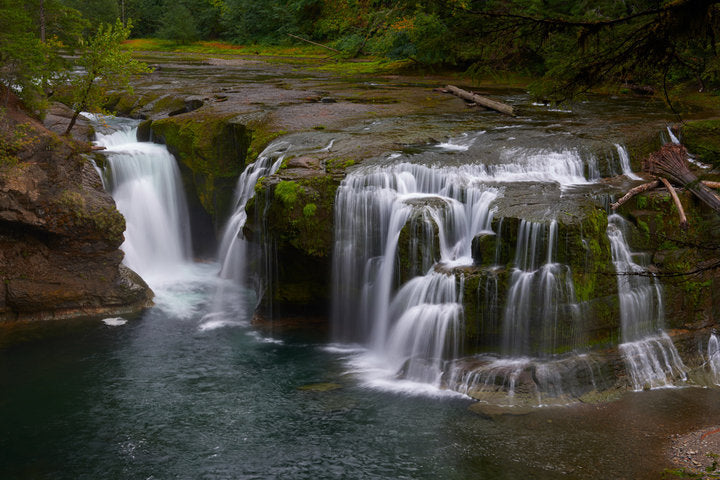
left=149, top=112, right=253, bottom=222
left=682, top=118, right=720, bottom=167
left=246, top=172, right=340, bottom=316
left=618, top=190, right=720, bottom=329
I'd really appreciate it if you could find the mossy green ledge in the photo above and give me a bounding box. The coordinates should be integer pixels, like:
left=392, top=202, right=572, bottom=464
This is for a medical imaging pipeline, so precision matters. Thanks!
left=145, top=110, right=280, bottom=226
left=244, top=149, right=350, bottom=318
left=681, top=118, right=720, bottom=167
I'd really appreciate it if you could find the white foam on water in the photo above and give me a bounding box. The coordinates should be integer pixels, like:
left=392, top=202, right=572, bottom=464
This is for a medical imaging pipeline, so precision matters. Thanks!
left=102, top=317, right=127, bottom=327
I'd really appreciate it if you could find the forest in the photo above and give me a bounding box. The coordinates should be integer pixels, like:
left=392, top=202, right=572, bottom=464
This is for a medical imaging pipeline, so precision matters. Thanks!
left=3, top=0, right=720, bottom=111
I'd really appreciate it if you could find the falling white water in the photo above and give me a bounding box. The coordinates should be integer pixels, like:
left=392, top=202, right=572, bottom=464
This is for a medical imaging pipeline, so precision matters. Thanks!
left=206, top=141, right=289, bottom=324
left=436, top=132, right=483, bottom=151
left=95, top=125, right=192, bottom=285
left=216, top=141, right=289, bottom=283
left=665, top=126, right=710, bottom=169
left=607, top=214, right=686, bottom=390
left=447, top=353, right=603, bottom=406
left=614, top=144, right=642, bottom=180
left=708, top=333, right=720, bottom=384
left=332, top=162, right=499, bottom=387
left=494, top=148, right=594, bottom=185
left=501, top=220, right=580, bottom=357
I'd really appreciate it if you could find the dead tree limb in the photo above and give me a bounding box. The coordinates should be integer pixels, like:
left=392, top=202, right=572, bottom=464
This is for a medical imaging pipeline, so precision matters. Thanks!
left=610, top=180, right=660, bottom=210
left=659, top=177, right=688, bottom=229
left=644, top=144, right=720, bottom=213
left=287, top=33, right=341, bottom=53
left=703, top=181, right=720, bottom=189
left=445, top=85, right=516, bottom=116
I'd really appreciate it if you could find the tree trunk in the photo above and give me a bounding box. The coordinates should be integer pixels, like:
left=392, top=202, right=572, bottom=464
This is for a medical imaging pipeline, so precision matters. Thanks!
left=445, top=85, right=516, bottom=116
left=39, top=0, right=46, bottom=43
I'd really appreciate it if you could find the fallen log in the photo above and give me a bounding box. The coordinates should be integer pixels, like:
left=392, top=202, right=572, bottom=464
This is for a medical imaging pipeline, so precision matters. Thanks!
left=644, top=143, right=720, bottom=213
left=445, top=85, right=516, bottom=116
left=610, top=180, right=660, bottom=210
left=659, top=177, right=688, bottom=230
left=704, top=181, right=720, bottom=189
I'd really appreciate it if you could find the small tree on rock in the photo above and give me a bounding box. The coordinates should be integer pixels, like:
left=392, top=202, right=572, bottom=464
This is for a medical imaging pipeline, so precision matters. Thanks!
left=64, top=19, right=149, bottom=135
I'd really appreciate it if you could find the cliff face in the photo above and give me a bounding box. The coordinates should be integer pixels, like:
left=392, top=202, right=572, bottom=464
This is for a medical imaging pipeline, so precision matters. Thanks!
left=0, top=95, right=153, bottom=322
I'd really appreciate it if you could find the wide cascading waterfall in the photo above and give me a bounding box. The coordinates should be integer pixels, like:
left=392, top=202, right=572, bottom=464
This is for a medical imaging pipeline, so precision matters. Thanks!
left=95, top=124, right=192, bottom=284
left=607, top=214, right=686, bottom=390
left=332, top=162, right=499, bottom=387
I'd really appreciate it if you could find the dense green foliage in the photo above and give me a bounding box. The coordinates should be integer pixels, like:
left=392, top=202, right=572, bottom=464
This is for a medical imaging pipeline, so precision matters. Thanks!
left=1, top=0, right=719, bottom=110
left=64, top=20, right=149, bottom=134
left=112, top=0, right=720, bottom=100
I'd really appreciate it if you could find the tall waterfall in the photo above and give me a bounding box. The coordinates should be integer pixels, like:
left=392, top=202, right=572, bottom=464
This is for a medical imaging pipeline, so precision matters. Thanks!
left=607, top=214, right=686, bottom=390
left=95, top=124, right=192, bottom=284
left=709, top=332, right=720, bottom=385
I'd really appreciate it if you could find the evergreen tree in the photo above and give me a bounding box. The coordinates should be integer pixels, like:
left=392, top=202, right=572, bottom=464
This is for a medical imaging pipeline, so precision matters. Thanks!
left=157, top=3, right=199, bottom=44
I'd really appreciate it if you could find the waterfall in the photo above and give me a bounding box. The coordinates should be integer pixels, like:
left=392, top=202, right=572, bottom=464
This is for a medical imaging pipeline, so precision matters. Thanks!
left=709, top=332, right=720, bottom=385
left=95, top=125, right=192, bottom=284
left=216, top=141, right=288, bottom=285
left=614, top=144, right=642, bottom=180
left=210, top=136, right=338, bottom=324
left=501, top=220, right=580, bottom=357
left=607, top=214, right=686, bottom=390
left=205, top=140, right=289, bottom=324
left=332, top=162, right=499, bottom=386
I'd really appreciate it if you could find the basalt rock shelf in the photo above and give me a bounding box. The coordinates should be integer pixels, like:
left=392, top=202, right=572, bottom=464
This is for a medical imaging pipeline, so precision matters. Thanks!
left=0, top=95, right=153, bottom=322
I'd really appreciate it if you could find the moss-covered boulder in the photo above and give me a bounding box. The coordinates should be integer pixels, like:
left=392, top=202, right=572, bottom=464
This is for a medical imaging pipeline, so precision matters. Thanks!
left=245, top=151, right=343, bottom=317
left=148, top=111, right=257, bottom=225
left=682, top=118, right=720, bottom=167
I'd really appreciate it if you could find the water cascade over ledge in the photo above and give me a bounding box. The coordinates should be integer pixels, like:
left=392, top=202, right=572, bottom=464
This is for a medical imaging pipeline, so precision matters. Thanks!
left=94, top=122, right=192, bottom=284
left=330, top=136, right=621, bottom=399
left=607, top=214, right=687, bottom=390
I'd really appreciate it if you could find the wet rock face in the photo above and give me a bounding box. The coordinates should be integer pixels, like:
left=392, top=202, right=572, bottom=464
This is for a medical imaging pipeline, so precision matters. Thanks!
left=0, top=100, right=153, bottom=322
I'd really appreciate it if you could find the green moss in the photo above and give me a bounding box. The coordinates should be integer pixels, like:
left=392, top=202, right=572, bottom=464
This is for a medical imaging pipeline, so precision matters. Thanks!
left=150, top=111, right=253, bottom=220
left=326, top=157, right=357, bottom=174
left=274, top=181, right=300, bottom=206
left=302, top=203, right=317, bottom=217
left=682, top=118, right=720, bottom=166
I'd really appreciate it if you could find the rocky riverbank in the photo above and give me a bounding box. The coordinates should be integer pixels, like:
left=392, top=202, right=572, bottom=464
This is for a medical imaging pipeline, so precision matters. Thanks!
left=0, top=91, right=153, bottom=322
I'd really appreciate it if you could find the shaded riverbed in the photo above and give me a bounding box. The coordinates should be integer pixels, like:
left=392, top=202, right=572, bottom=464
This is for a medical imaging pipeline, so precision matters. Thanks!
left=1, top=268, right=719, bottom=479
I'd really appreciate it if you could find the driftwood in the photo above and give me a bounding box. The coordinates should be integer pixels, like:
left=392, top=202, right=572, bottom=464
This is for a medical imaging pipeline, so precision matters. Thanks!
left=445, top=85, right=516, bottom=116
left=612, top=144, right=720, bottom=229
left=659, top=177, right=688, bottom=230
left=644, top=143, right=720, bottom=213
left=90, top=145, right=106, bottom=151
left=610, top=180, right=660, bottom=210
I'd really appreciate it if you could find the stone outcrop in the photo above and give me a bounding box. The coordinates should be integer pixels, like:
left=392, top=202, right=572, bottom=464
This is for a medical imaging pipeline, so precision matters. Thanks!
left=0, top=94, right=153, bottom=322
